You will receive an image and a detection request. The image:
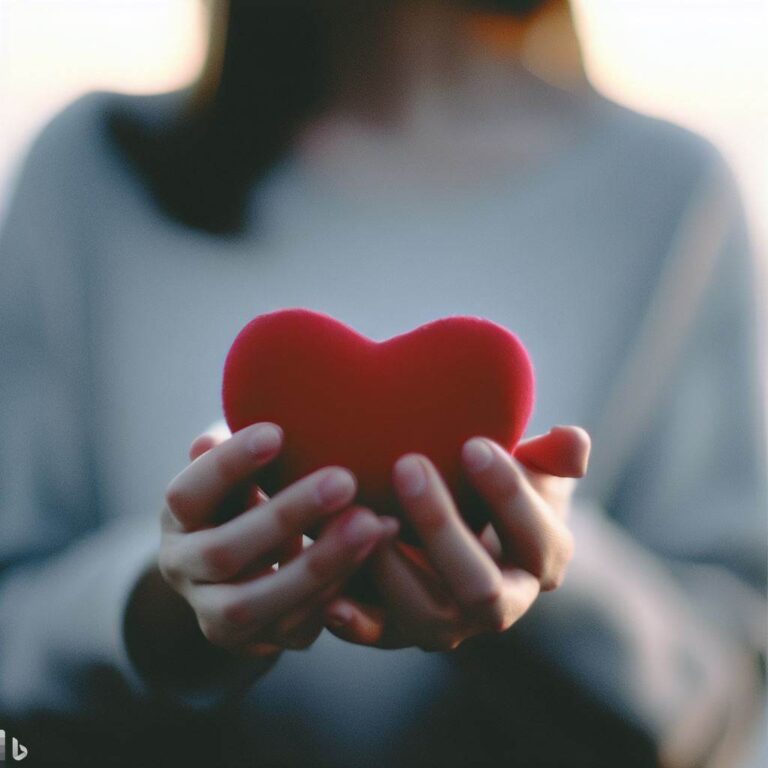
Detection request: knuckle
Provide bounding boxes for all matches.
[485,603,512,633]
[197,617,229,648]
[219,593,253,628]
[158,547,182,585]
[463,578,504,611]
[164,479,190,518]
[199,540,239,582]
[489,615,513,634]
[540,571,564,592]
[538,559,565,592]
[540,550,569,591]
[458,579,509,632]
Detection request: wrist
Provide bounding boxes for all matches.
[123,564,279,695]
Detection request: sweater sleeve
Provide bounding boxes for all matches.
[0,96,266,720]
[517,148,767,768]
[0,96,158,718]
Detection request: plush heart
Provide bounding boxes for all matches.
[222,309,535,537]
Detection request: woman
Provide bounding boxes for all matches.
[0,1,765,766]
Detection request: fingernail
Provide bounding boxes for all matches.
[343,511,380,549]
[327,604,353,628]
[316,469,356,509]
[394,455,427,497]
[249,423,282,458]
[463,438,493,472]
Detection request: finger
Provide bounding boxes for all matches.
[264,572,351,650]
[279,621,325,651]
[477,523,503,561]
[462,438,574,591]
[231,642,285,659]
[171,466,359,583]
[190,509,397,638]
[329,560,543,649]
[270,605,326,650]
[189,435,217,462]
[392,455,505,612]
[277,534,304,567]
[513,426,591,478]
[334,558,542,647]
[494,567,542,628]
[189,420,231,461]
[245,484,270,508]
[324,598,388,646]
[165,423,283,531]
[368,541,460,642]
[522,474,575,520]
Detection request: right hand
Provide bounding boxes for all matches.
[159,422,398,658]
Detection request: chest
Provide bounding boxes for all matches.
[89,172,657,522]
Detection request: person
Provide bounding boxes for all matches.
[0,1,765,766]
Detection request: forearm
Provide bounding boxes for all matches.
[0,517,275,718]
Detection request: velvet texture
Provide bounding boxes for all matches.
[223,309,535,536]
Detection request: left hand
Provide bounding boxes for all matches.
[323,426,590,651]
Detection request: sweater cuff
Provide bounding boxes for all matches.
[115,518,277,711]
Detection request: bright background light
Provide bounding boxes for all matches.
[0,0,764,250]
[0,0,206,209]
[572,0,767,254]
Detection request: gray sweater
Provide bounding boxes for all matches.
[0,87,765,767]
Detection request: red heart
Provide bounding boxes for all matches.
[222,309,535,536]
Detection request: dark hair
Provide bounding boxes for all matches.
[111,0,551,235]
[111,3,336,234]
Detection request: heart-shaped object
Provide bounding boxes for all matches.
[222,309,535,535]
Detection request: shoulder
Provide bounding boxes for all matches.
[591,97,734,200]
[10,90,184,201]
[598,97,724,172]
[579,96,744,281]
[14,92,119,185]
[0,92,169,301]
[3,92,123,227]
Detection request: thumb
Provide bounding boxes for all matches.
[514,426,591,479]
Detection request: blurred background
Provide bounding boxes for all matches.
[0,1,765,765]
[1,0,765,251]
